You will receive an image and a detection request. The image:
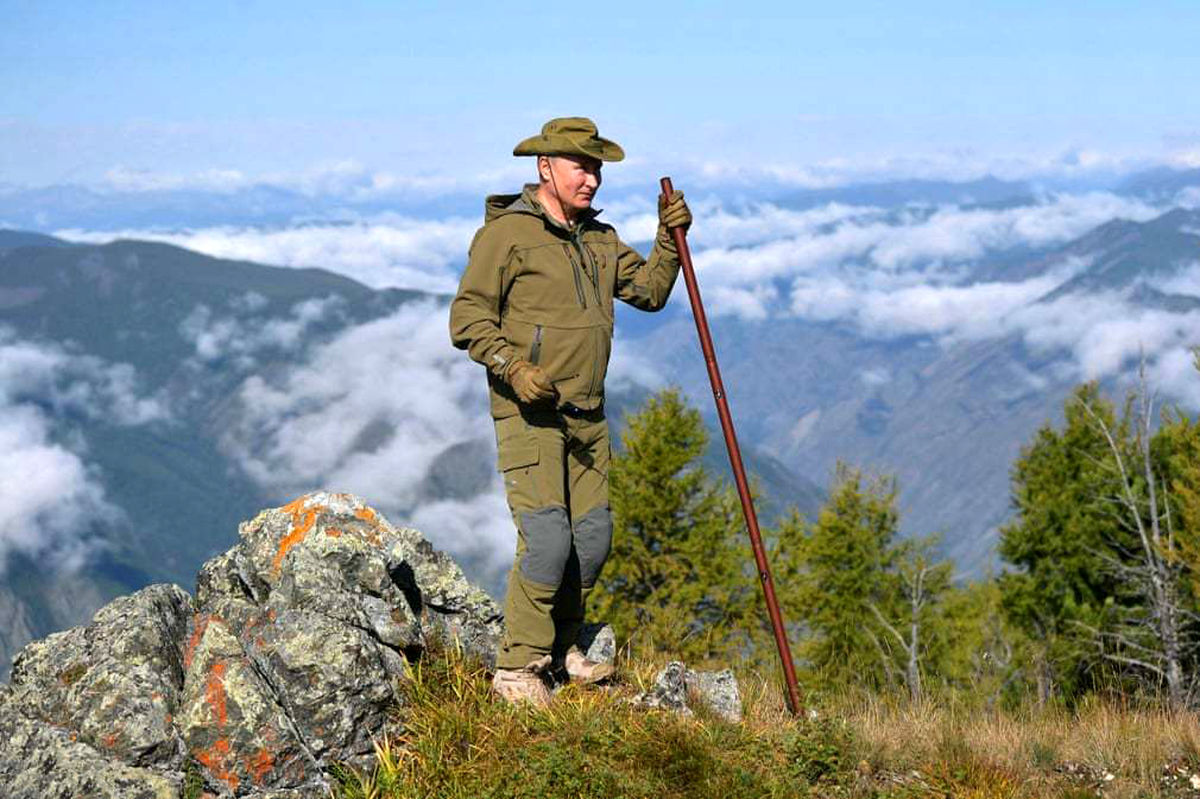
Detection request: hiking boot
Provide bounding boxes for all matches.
[492,655,552,707]
[564,648,615,685]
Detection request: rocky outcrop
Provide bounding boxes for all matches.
[0,492,505,798]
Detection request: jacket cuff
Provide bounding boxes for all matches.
[488,348,519,380]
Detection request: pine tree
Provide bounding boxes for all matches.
[590,388,749,662]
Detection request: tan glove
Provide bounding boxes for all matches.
[658,189,692,231]
[505,359,557,403]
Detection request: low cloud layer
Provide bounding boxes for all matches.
[217,300,512,585]
[56,185,1198,415]
[213,297,661,591]
[179,292,346,370]
[61,217,480,294]
[0,328,168,571]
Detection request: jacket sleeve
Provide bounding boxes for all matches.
[449,224,519,379]
[614,226,682,311]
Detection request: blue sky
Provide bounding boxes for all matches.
[3,0,1199,187]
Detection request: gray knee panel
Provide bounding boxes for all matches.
[518,506,572,587]
[573,505,613,588]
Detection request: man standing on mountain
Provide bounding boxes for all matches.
[449,117,691,705]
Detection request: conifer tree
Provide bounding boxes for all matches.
[998,383,1131,703]
[590,388,748,662]
[794,464,901,691]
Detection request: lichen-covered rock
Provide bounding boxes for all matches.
[179,614,315,794]
[686,668,742,723]
[578,623,616,664]
[635,661,691,716]
[8,583,191,768]
[184,491,504,794]
[0,491,514,796]
[634,661,743,723]
[0,698,181,798]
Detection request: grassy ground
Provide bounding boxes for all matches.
[332,646,1200,799]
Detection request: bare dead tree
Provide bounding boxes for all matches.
[868,539,950,704]
[1077,361,1194,708]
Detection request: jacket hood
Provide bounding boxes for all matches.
[483,184,600,228]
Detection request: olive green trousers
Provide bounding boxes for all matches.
[493,406,612,670]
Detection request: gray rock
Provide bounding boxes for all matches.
[634,661,743,723]
[185,491,503,793]
[578,623,616,665]
[635,661,691,716]
[686,668,743,723]
[178,612,317,794]
[0,699,181,798]
[0,492,508,795]
[8,583,191,768]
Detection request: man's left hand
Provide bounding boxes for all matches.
[658,189,691,232]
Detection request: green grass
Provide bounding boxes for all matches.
[329,644,1200,799]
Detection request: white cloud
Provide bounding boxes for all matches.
[0,328,170,426]
[216,297,664,591]
[93,160,534,203]
[59,216,479,293]
[0,328,167,571]
[690,147,1162,188]
[102,166,252,194]
[1146,261,1200,297]
[0,405,113,571]
[789,266,1080,340]
[179,293,345,369]
[695,191,1156,283]
[217,300,513,585]
[1014,295,1200,381]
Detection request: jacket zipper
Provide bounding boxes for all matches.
[563,244,588,308]
[530,324,543,365]
[577,234,603,306]
[587,327,601,400]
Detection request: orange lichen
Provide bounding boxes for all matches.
[101,733,118,748]
[246,747,275,784]
[273,496,321,573]
[184,614,213,671]
[354,506,377,524]
[194,738,239,790]
[205,662,228,727]
[324,527,342,537]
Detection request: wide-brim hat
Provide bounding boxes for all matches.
[513,117,625,162]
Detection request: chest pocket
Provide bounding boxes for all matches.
[585,243,616,313]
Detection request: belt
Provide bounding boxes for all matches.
[559,401,604,420]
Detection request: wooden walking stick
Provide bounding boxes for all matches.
[660,177,804,717]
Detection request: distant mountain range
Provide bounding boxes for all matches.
[0,229,822,675]
[3,168,1199,676]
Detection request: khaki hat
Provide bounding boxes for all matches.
[513,117,625,162]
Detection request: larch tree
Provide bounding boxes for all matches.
[589,388,749,663]
[998,383,1133,704]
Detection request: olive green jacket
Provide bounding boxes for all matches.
[449,185,681,419]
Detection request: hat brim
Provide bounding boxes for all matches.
[513,134,625,162]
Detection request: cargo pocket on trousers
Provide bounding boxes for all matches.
[497,436,541,513]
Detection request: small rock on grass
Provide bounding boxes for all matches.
[634,660,743,723]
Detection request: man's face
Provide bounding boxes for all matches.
[539,154,603,217]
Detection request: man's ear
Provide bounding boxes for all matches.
[537,155,553,183]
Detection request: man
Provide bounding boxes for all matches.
[449,117,690,705]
